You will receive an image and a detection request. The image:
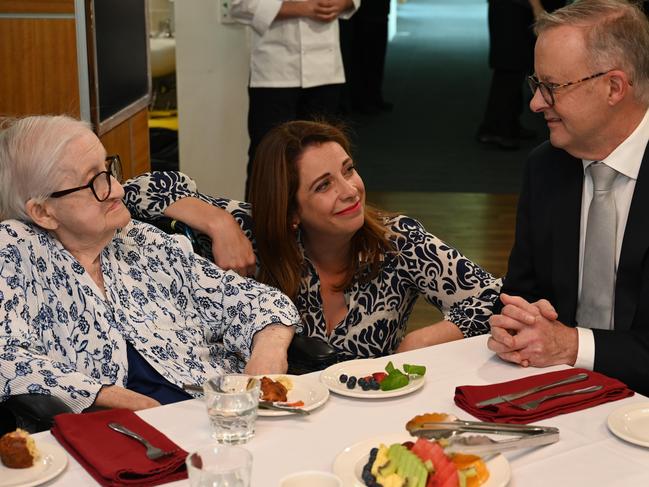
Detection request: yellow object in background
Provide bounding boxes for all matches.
[148,110,178,131]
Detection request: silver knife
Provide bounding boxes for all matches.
[475,372,589,407]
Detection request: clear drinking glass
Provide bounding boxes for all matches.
[204,374,260,444]
[186,444,252,487]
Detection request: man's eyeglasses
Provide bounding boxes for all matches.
[527,71,612,106]
[50,155,123,202]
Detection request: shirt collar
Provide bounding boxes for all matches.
[582,107,649,180]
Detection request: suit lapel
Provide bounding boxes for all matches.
[615,147,649,331]
[552,154,583,325]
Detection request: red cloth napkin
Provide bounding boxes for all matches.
[454,368,634,424]
[51,409,188,487]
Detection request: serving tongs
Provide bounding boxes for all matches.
[406,413,560,455]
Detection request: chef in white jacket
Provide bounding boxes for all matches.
[230,0,360,196]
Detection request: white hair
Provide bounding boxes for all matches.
[0,115,92,221]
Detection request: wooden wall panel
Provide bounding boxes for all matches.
[100,108,151,181]
[130,109,151,177]
[0,0,74,14]
[0,18,79,117]
[100,120,132,179]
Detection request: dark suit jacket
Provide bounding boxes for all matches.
[499,141,649,395]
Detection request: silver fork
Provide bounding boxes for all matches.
[512,385,603,411]
[108,422,175,460]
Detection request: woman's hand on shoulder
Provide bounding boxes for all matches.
[163,196,256,277]
[207,211,256,277]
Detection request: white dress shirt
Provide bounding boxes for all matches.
[230,0,360,88]
[574,107,649,369]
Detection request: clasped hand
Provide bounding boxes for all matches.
[488,293,578,368]
[308,0,352,22]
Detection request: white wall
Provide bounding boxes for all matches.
[174,0,250,200]
[389,0,398,41]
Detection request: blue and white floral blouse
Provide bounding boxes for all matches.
[0,219,299,412]
[124,172,502,360]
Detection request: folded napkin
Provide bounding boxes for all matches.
[454,368,634,424]
[51,409,188,487]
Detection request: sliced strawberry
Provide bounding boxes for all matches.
[372,372,388,383]
[401,441,415,450]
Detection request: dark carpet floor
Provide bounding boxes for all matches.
[349,0,548,194]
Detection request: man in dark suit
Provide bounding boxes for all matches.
[488,0,649,395]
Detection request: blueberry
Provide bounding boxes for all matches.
[339,374,348,384]
[347,376,357,389]
[370,379,380,390]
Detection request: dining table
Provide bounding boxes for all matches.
[33,334,649,486]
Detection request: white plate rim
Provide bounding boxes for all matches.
[607,401,649,448]
[332,432,511,487]
[0,441,68,487]
[320,358,426,399]
[257,374,330,417]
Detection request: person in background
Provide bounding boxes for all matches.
[350,0,392,115]
[0,115,298,413]
[477,0,565,150]
[488,0,649,395]
[124,121,501,360]
[229,0,360,197]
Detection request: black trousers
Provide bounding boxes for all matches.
[246,84,341,197]
[350,0,390,109]
[479,1,535,137]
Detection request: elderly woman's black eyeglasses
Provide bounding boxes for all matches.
[527,71,612,106]
[50,155,123,202]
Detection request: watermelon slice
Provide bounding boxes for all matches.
[410,438,459,487]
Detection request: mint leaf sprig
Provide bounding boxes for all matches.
[380,361,427,391]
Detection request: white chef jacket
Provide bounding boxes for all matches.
[230,0,360,88]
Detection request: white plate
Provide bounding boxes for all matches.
[332,432,511,487]
[258,374,330,417]
[320,358,426,399]
[0,441,68,487]
[607,401,649,448]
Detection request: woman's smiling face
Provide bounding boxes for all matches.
[294,141,366,241]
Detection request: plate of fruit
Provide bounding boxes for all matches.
[320,359,426,398]
[333,432,510,487]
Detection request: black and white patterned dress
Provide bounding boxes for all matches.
[124,172,502,360]
[0,219,299,412]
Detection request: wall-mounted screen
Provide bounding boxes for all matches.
[93,0,149,122]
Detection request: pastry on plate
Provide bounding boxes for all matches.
[0,428,39,468]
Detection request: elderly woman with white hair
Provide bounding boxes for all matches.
[0,115,298,413]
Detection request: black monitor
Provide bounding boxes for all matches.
[87,0,150,132]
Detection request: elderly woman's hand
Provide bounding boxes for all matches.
[94,385,161,410]
[244,324,295,374]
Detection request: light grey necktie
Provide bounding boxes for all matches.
[576,162,618,330]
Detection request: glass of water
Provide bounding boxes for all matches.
[186,444,252,487]
[204,373,260,444]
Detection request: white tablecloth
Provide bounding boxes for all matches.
[35,335,649,486]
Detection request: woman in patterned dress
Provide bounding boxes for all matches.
[0,115,298,413]
[125,121,502,360]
